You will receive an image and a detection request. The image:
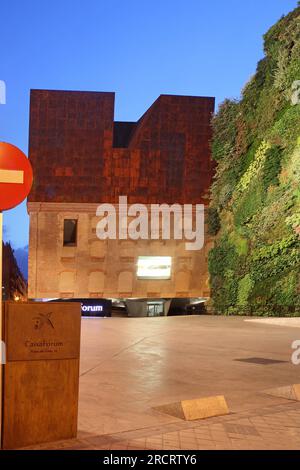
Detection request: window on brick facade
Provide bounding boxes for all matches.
[63,219,77,247]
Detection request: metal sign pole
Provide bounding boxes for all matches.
[0,210,3,446]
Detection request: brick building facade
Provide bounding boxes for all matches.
[27,90,215,313]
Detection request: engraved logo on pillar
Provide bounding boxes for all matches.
[33,312,55,330]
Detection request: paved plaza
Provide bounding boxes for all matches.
[24,315,300,450]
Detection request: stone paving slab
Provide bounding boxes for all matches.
[14,316,300,450]
[21,401,300,450]
[245,318,300,328]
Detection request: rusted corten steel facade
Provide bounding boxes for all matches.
[27,90,215,302]
[28,90,215,204]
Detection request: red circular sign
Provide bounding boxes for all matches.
[0,142,33,211]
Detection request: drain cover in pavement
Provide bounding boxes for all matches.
[235,357,287,365]
[223,423,260,436]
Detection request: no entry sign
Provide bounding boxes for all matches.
[0,142,33,211]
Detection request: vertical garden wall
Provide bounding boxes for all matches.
[208,6,300,315]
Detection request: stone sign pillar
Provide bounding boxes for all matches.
[1,301,81,449]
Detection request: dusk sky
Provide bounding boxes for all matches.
[0,0,297,249]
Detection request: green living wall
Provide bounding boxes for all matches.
[208,5,300,315]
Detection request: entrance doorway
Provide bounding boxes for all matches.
[147,302,164,317]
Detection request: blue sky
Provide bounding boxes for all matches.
[0,0,297,249]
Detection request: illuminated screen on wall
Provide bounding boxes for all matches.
[137,256,172,280]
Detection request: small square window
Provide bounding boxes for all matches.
[63,219,77,247]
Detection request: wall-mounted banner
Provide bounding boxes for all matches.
[48,298,112,317]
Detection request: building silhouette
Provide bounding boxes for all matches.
[2,242,27,301]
